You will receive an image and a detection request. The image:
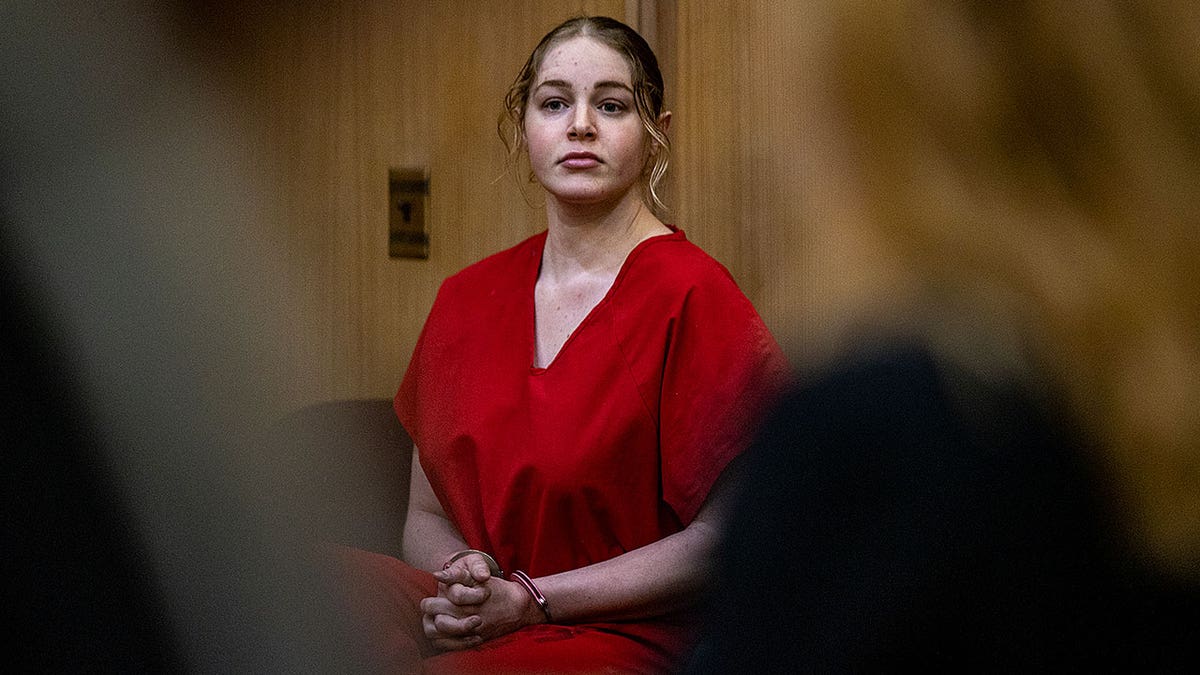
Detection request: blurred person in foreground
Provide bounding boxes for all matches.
[689,1,1200,671]
[2,2,358,669]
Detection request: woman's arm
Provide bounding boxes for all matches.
[427,466,739,644]
[401,445,470,573]
[536,472,733,623]
[402,445,497,651]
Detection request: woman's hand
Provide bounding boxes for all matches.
[419,552,494,651]
[434,552,495,588]
[421,575,544,651]
[419,593,484,652]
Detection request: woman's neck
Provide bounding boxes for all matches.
[541,195,669,281]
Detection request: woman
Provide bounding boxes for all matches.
[340,16,788,673]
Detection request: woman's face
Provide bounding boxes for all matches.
[523,36,650,208]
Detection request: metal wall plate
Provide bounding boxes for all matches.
[388,169,429,259]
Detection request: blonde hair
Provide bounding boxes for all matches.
[498,16,670,214]
[772,0,1200,572]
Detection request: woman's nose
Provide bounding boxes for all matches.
[567,109,596,140]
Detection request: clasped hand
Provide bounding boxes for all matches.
[421,553,540,652]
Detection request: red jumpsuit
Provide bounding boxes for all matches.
[344,227,787,673]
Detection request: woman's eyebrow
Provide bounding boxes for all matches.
[533,79,572,93]
[593,80,634,93]
[533,79,633,94]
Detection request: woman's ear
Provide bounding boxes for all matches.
[648,111,672,157]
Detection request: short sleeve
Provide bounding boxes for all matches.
[659,272,790,525]
[393,312,428,446]
[394,279,455,448]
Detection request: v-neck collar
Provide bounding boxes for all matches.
[527,225,684,373]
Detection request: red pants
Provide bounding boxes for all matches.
[332,547,686,674]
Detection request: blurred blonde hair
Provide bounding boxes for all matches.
[766,0,1200,573]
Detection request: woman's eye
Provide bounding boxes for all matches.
[543,99,566,112]
[599,101,625,114]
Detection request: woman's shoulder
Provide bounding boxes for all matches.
[622,227,743,294]
[440,230,546,296]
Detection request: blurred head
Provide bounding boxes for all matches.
[499,16,670,213]
[760,0,1200,572]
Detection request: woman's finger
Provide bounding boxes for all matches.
[421,610,482,639]
[464,555,493,584]
[435,553,494,586]
[435,612,482,637]
[444,581,490,606]
[434,563,474,586]
[420,596,465,618]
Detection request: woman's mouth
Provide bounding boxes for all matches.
[560,152,601,169]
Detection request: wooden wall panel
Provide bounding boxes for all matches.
[667,2,843,351]
[668,2,792,338]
